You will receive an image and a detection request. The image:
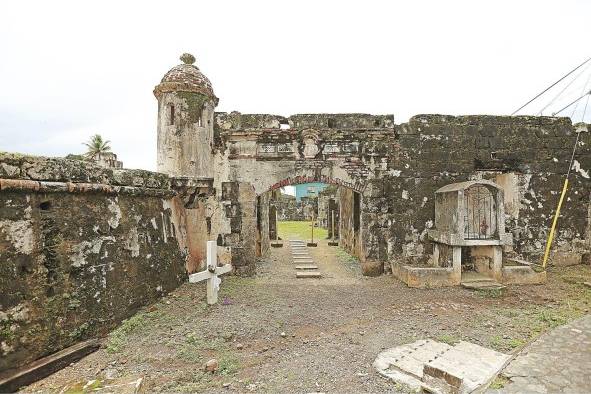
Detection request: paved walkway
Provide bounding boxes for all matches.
[491,315,591,393]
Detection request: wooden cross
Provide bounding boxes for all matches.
[188,241,232,305]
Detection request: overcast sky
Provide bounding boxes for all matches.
[1,0,590,171]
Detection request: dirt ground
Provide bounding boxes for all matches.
[24,224,591,393]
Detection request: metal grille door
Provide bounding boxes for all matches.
[464,185,496,240]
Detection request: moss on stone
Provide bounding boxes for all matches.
[177,92,211,124]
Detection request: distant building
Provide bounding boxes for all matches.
[294,182,327,201]
[92,152,123,169]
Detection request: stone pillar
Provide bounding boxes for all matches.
[220,182,257,276]
[452,246,462,284]
[492,245,503,282]
[432,243,440,267]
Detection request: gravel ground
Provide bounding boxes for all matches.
[23,232,591,393]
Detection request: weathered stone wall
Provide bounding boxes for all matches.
[212,113,591,274]
[338,187,360,257]
[0,153,187,373]
[392,116,590,266]
[257,192,271,257]
[272,195,317,222]
[218,182,257,276]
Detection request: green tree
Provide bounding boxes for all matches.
[83,134,111,159]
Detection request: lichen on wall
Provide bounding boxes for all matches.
[0,153,186,373]
[212,112,591,274]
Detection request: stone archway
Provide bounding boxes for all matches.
[209,112,396,276]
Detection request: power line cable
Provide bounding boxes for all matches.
[511,56,591,115]
[538,62,591,115]
[582,92,591,122]
[551,90,591,116]
[571,66,591,118]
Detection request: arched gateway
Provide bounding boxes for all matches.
[155,53,591,280]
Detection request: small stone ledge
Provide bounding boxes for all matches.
[215,112,395,130]
[0,178,175,198]
[391,262,459,288]
[501,266,546,285]
[0,152,171,190]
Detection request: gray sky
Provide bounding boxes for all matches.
[1,0,590,171]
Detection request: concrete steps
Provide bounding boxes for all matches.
[295,264,318,270]
[296,271,322,278]
[289,239,321,279]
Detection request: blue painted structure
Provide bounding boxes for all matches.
[294,183,327,201]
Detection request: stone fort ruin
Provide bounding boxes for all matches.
[1,53,590,373]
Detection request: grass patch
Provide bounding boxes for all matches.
[218,353,240,376]
[335,247,362,273]
[106,313,148,353]
[161,371,215,393]
[485,266,591,352]
[277,221,328,241]
[489,375,511,389]
[476,288,505,298]
[436,334,459,345]
[490,335,524,351]
[176,332,240,375]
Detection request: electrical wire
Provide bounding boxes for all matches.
[511,56,591,115]
[538,62,591,115]
[552,91,591,116]
[571,67,591,119]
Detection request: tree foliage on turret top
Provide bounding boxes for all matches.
[83,134,111,159]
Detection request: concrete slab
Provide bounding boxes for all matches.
[295,264,318,270]
[461,280,506,291]
[296,271,322,278]
[374,339,510,393]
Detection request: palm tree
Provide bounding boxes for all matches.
[83,134,111,159]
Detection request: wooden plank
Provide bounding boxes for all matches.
[0,339,101,393]
[216,264,232,275]
[188,270,212,283]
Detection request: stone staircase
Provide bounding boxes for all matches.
[289,240,321,278]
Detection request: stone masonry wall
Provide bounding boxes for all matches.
[0,153,187,373]
[391,116,591,266]
[213,113,591,273]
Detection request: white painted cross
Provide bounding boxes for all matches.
[188,241,232,305]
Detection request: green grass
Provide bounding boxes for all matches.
[335,247,362,273]
[476,288,505,298]
[106,313,148,353]
[489,375,510,389]
[490,335,524,351]
[277,220,328,241]
[436,334,459,345]
[484,266,591,352]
